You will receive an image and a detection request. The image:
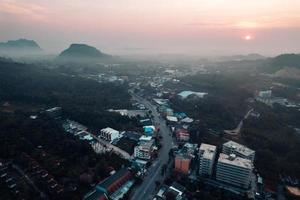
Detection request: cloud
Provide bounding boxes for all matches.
[0,1,47,21]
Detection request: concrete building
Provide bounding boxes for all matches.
[134,140,154,160]
[175,154,191,175]
[99,127,120,143]
[199,143,217,177]
[174,143,198,175]
[258,90,272,98]
[216,153,253,189]
[256,90,272,106]
[176,129,190,142]
[222,141,255,162]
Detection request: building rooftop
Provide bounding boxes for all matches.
[137,140,154,150]
[84,189,106,200]
[97,168,132,192]
[166,116,178,122]
[176,143,198,159]
[153,98,169,106]
[178,91,207,99]
[218,153,253,169]
[223,140,255,157]
[101,127,119,135]
[139,135,153,141]
[122,131,141,142]
[199,143,217,160]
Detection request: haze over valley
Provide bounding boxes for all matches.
[0,1,300,200]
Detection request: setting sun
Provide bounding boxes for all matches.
[244,35,253,41]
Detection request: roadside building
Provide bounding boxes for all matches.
[216,153,253,189]
[199,143,217,177]
[139,118,152,126]
[176,129,190,142]
[84,168,133,200]
[134,139,155,160]
[174,154,191,175]
[143,125,155,136]
[99,127,121,143]
[166,116,178,123]
[174,143,198,175]
[222,140,255,162]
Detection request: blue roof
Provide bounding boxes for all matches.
[144,127,154,133]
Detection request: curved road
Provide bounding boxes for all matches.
[131,94,174,200]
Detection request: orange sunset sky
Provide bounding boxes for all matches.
[0,0,300,55]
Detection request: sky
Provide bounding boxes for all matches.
[0,0,300,56]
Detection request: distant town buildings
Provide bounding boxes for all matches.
[216,153,253,189]
[199,143,217,177]
[255,90,298,108]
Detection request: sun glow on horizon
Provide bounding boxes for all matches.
[244,34,253,41]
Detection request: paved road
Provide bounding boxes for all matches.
[130,94,174,200]
[224,108,253,135]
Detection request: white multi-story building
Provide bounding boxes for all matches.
[98,127,120,143]
[258,90,272,98]
[199,143,217,177]
[222,140,255,162]
[134,140,154,160]
[216,153,253,189]
[256,90,272,106]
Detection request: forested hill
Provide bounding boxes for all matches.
[0,59,136,130]
[262,53,300,73]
